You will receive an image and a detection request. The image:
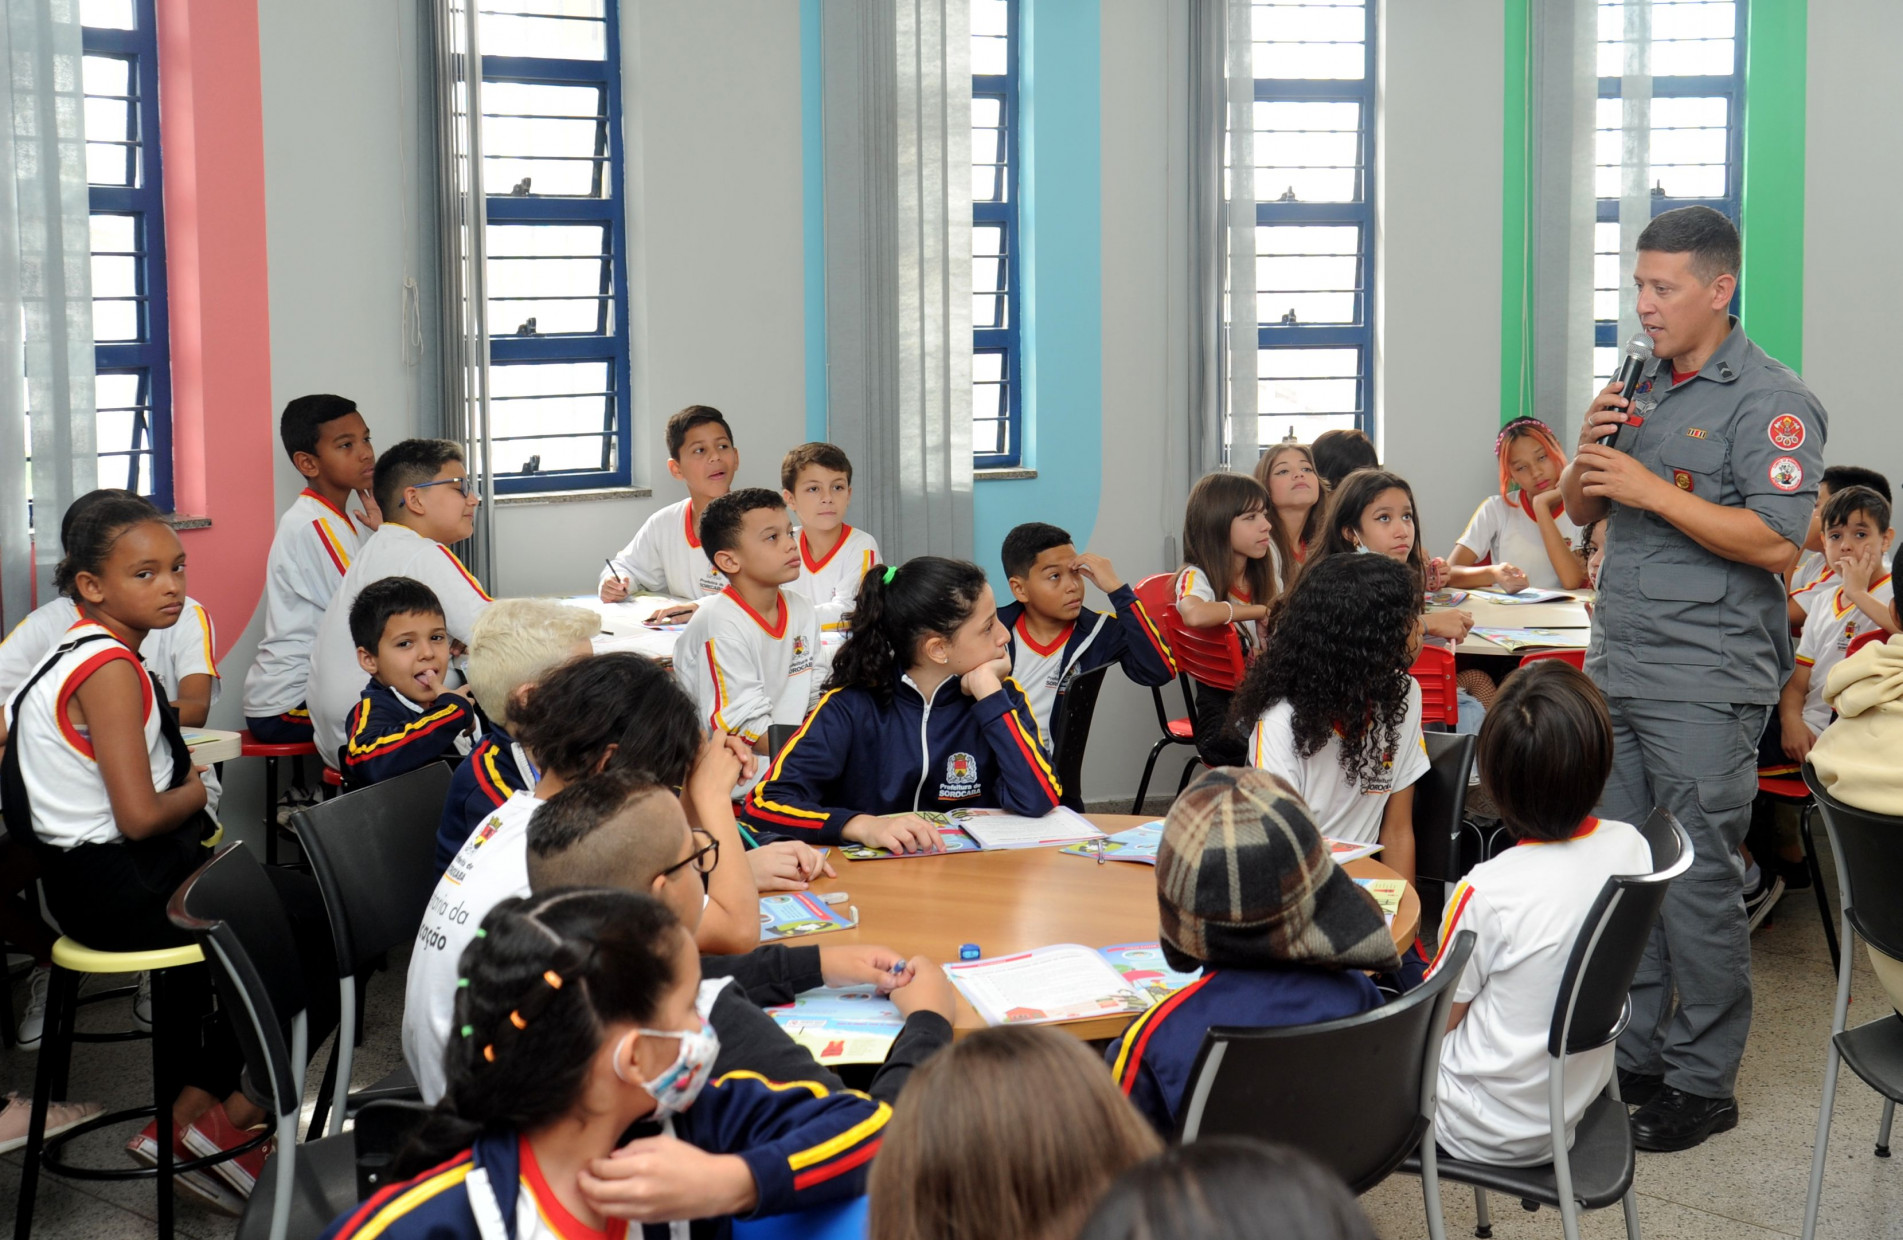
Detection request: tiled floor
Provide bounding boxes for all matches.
[0,834,1897,1239]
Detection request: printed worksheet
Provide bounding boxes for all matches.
[943,944,1150,1026]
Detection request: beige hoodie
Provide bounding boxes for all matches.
[1810,634,1903,816]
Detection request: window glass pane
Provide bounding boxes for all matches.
[973,223,1004,258]
[973,257,1004,297]
[971,165,1001,203]
[90,212,136,253]
[1249,101,1361,204]
[970,1,1016,462]
[93,299,140,342]
[972,293,1004,329]
[489,359,610,399]
[1251,0,1366,80]
[1257,347,1360,418]
[92,253,138,298]
[971,0,1009,75]
[476,2,607,60]
[489,360,615,475]
[80,0,136,29]
[483,80,600,116]
[973,352,1005,383]
[1256,224,1357,256]
[972,96,1002,128]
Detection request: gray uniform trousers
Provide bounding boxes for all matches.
[1603,695,1767,1099]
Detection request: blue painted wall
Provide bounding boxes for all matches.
[973,0,1103,590]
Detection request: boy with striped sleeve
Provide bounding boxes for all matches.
[1106,766,1393,1135]
[674,490,823,784]
[243,395,378,744]
[308,439,493,768]
[339,578,476,788]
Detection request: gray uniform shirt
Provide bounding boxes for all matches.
[1585,319,1827,705]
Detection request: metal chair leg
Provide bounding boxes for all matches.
[1132,739,1171,814]
[1800,805,1839,974]
[1802,907,1858,1240]
[1174,754,1202,796]
[1472,1187,1492,1239]
[264,754,280,866]
[15,969,76,1240]
[1876,1097,1895,1158]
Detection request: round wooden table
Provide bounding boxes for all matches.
[805,814,1419,1040]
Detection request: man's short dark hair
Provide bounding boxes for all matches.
[1001,522,1073,581]
[1822,485,1892,535]
[1636,205,1741,284]
[664,405,734,461]
[349,576,445,653]
[699,488,786,561]
[280,395,359,463]
[780,442,854,491]
[372,439,464,516]
[1823,465,1892,508]
[1478,661,1614,843]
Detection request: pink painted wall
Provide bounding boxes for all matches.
[156,0,276,661]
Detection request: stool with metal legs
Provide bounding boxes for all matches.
[236,732,319,867]
[13,937,267,1240]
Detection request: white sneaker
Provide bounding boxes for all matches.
[132,973,152,1033]
[17,966,50,1049]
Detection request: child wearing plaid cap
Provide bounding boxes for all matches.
[1105,767,1399,1135]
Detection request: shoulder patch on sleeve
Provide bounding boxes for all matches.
[1767,414,1807,451]
[1769,456,1804,493]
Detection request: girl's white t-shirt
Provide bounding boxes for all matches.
[1248,678,1431,843]
[1454,494,1582,591]
[1175,553,1279,655]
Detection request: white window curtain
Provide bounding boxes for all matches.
[1,0,98,629]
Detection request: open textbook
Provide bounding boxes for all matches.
[839,806,1104,859]
[1465,587,1576,606]
[944,942,1202,1027]
[766,985,906,1065]
[1469,626,1591,652]
[1356,877,1407,928]
[757,892,859,942]
[1061,827,1383,869]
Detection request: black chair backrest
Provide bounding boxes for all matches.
[1546,808,1691,1057]
[166,843,308,1120]
[1177,931,1475,1193]
[292,763,454,980]
[1413,731,1476,889]
[354,1100,436,1201]
[1805,766,1903,961]
[766,723,800,765]
[1052,664,1110,811]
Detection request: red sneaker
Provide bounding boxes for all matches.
[181,1104,270,1199]
[124,1118,185,1169]
[128,1116,245,1216]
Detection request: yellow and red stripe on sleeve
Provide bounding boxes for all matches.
[471,738,516,807]
[998,686,1063,805]
[313,518,351,576]
[1111,973,1214,1093]
[1426,881,1476,979]
[326,1150,474,1240]
[190,604,220,678]
[344,699,469,765]
[742,689,839,830]
[437,547,493,603]
[1129,598,1176,674]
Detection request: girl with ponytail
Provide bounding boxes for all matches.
[330,888,887,1240]
[742,556,1063,854]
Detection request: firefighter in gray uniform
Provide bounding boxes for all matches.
[1561,207,1826,1153]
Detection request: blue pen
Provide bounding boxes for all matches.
[889,960,910,978]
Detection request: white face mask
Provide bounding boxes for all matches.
[615,1023,720,1119]
[1353,539,1373,554]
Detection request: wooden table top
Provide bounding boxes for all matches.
[805,813,1420,1040]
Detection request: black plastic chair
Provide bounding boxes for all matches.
[351,1099,435,1202]
[1402,807,1693,1240]
[1051,664,1109,811]
[1413,731,1478,936]
[1176,930,1475,1195]
[291,764,450,1138]
[1800,766,1903,1240]
[167,844,360,1240]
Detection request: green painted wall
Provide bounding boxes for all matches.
[1740,0,1807,371]
[1500,0,1532,425]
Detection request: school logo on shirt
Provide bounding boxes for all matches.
[1839,619,1862,653]
[1768,414,1807,451]
[789,634,813,676]
[1769,456,1805,493]
[939,752,979,800]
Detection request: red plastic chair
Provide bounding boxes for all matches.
[1130,574,1200,812]
[1408,645,1458,729]
[238,731,319,866]
[1152,580,1250,801]
[1517,648,1586,670]
[1846,630,1888,660]
[1757,771,1839,973]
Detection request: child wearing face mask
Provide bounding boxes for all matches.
[325,889,887,1240]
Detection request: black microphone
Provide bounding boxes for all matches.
[1600,332,1655,449]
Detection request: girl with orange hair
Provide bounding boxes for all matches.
[1446,416,1589,592]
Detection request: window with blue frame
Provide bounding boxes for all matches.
[81,0,173,508]
[1248,0,1375,450]
[477,1,631,494]
[971,0,1019,468]
[1592,0,1744,386]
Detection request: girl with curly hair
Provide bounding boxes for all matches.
[1228,553,1428,882]
[1448,415,1588,592]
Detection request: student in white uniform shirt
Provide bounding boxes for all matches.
[1448,416,1588,593]
[403,651,755,1101]
[1784,466,1891,632]
[779,442,880,632]
[1237,553,1429,884]
[673,491,823,788]
[307,439,492,768]
[1768,485,1897,772]
[599,405,736,620]
[243,395,378,743]
[1428,660,1654,1166]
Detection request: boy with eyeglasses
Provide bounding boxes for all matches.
[307,439,494,769]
